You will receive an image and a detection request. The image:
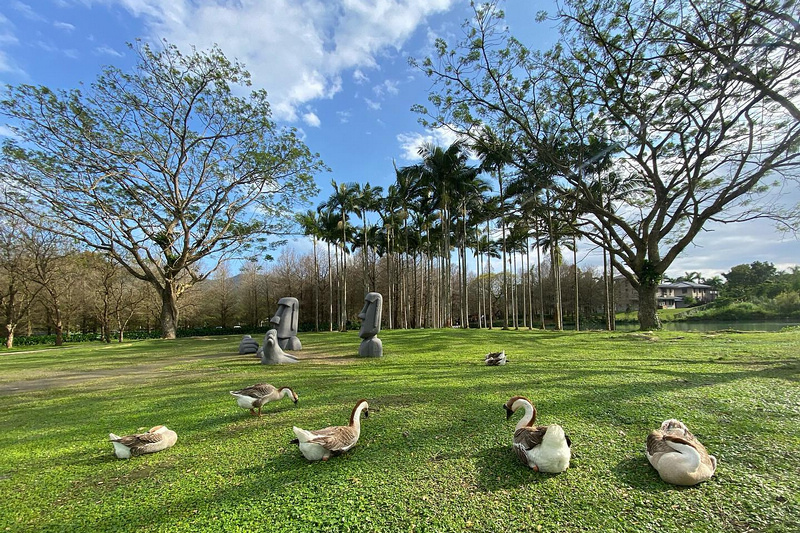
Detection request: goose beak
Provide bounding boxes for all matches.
[504,405,513,420]
[364,409,370,418]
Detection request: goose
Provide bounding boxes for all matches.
[109,425,177,459]
[646,419,717,486]
[503,396,571,473]
[291,399,369,461]
[230,383,298,416]
[485,351,507,366]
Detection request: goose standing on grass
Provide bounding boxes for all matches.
[646,419,717,486]
[109,425,177,459]
[230,384,298,416]
[503,396,571,473]
[291,399,369,461]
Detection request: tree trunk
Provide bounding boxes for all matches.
[573,237,579,332]
[160,285,179,339]
[4,323,14,349]
[637,280,662,330]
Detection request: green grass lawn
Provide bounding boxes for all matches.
[1,329,798,532]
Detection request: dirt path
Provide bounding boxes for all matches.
[0,352,236,396]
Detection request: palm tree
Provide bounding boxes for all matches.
[296,209,322,332]
[321,180,359,331]
[399,141,475,327]
[316,207,341,332]
[472,126,515,329]
[354,183,384,293]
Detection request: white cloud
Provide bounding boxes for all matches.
[373,79,399,97]
[0,125,19,138]
[90,0,457,122]
[336,110,352,124]
[352,69,369,84]
[302,111,321,128]
[53,21,75,31]
[94,45,124,57]
[11,1,46,22]
[396,126,463,161]
[364,98,381,111]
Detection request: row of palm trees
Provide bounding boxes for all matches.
[298,134,618,332]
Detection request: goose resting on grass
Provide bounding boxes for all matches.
[230,383,298,416]
[646,419,717,486]
[291,399,369,461]
[485,351,507,366]
[109,425,177,459]
[504,396,571,473]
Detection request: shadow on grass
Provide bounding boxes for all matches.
[473,444,557,492]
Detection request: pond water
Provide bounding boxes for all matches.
[609,320,799,332]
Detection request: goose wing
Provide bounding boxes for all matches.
[305,425,359,452]
[514,426,549,451]
[235,383,276,398]
[112,430,168,454]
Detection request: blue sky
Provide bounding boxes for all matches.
[0,0,797,279]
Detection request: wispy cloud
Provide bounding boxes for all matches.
[11,1,46,22]
[364,98,381,111]
[53,21,75,32]
[352,69,369,84]
[94,45,123,57]
[373,79,400,98]
[336,110,352,124]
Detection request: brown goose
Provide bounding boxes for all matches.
[646,419,717,485]
[504,396,571,473]
[109,425,177,459]
[291,399,369,461]
[230,383,298,416]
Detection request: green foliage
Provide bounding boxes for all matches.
[1,329,798,532]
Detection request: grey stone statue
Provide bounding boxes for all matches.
[358,292,383,357]
[259,329,299,365]
[270,297,302,351]
[238,335,259,355]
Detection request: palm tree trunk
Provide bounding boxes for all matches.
[535,220,545,329]
[573,236,579,332]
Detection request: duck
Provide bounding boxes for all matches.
[230,383,299,416]
[291,399,369,461]
[646,419,717,486]
[109,425,177,459]
[503,396,571,473]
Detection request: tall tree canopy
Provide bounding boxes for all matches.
[413,0,800,329]
[0,41,324,338]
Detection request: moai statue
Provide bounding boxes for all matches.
[358,292,383,357]
[260,329,299,365]
[238,335,259,355]
[270,297,302,351]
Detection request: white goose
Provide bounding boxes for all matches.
[504,396,571,473]
[646,419,717,486]
[230,383,298,416]
[109,425,177,459]
[291,399,369,461]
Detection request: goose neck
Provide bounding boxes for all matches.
[515,400,537,431]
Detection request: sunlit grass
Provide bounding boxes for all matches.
[1,328,798,532]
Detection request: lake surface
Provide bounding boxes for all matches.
[609,320,799,332]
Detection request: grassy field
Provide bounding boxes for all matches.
[0,328,798,532]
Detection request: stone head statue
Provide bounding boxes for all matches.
[359,292,383,339]
[270,297,302,351]
[358,292,383,357]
